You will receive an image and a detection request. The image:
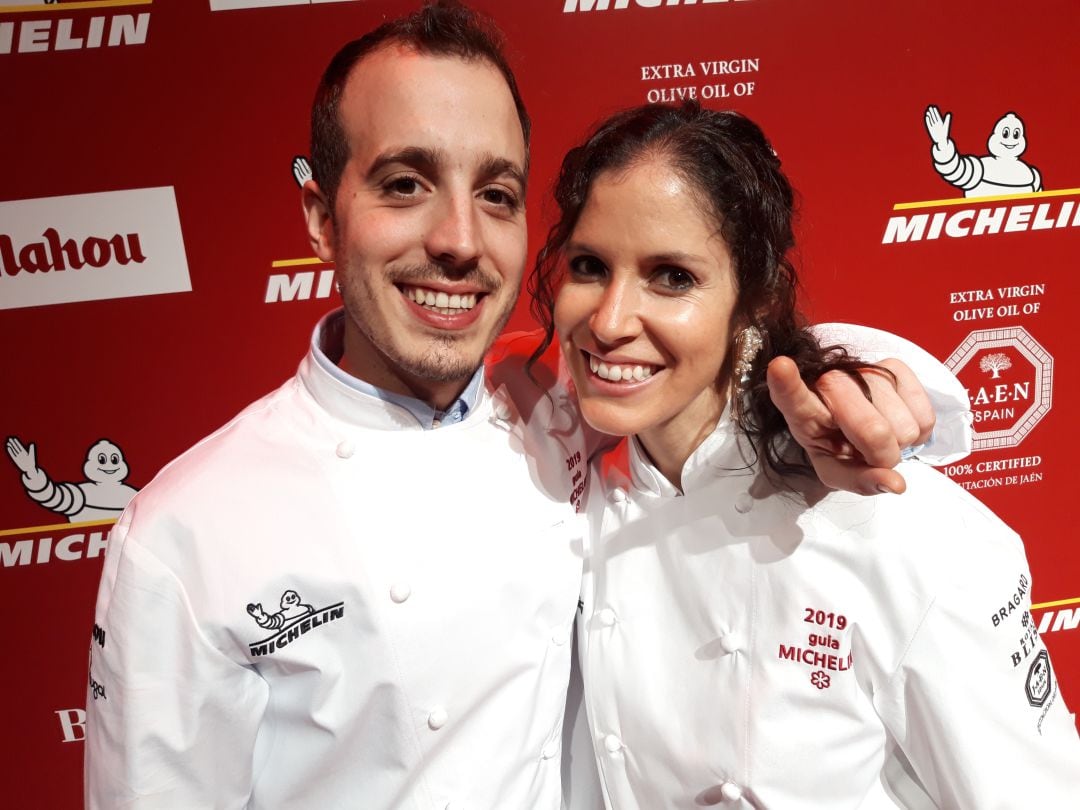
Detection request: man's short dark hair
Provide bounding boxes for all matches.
[310,0,531,210]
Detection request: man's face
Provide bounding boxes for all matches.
[308,46,528,407]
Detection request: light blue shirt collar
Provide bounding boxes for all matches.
[311,310,484,429]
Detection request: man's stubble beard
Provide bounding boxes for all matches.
[340,259,521,385]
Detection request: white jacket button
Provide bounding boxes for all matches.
[598,608,618,627]
[494,401,513,421]
[603,733,623,753]
[612,487,627,503]
[541,739,559,760]
[733,492,753,513]
[389,583,411,603]
[720,781,742,802]
[719,632,742,654]
[428,709,448,730]
[551,626,570,646]
[335,440,355,459]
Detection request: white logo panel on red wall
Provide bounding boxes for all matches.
[0,187,191,311]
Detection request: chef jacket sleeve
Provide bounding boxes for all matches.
[809,322,972,466]
[85,511,268,809]
[871,521,1080,809]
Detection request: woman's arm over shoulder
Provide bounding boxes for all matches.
[869,466,1080,808]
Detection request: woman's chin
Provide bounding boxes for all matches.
[578,398,645,439]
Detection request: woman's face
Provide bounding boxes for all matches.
[554,156,739,447]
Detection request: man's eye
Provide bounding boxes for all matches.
[568,256,606,280]
[481,187,519,209]
[655,267,695,291]
[384,176,421,197]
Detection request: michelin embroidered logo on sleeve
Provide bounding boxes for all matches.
[246,589,345,657]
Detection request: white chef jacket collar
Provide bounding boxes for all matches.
[299,310,490,431]
[629,400,753,497]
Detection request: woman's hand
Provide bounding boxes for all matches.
[767,356,935,495]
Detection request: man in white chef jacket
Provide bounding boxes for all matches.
[84,3,965,809]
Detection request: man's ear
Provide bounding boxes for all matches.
[301,180,335,262]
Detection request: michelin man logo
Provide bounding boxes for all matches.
[245,589,346,657]
[924,105,1042,198]
[292,156,312,188]
[5,436,138,522]
[247,589,314,631]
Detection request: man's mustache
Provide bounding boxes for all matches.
[389,263,501,293]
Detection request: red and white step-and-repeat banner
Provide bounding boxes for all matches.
[3,0,1078,804]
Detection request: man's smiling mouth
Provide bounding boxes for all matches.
[401,284,479,314]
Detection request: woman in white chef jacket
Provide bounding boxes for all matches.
[529,102,1080,809]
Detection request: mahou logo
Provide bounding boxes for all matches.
[0,187,190,310]
[946,327,1053,451]
[1,229,146,275]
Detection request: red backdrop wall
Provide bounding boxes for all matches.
[3,0,1078,805]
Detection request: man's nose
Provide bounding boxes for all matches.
[426,192,482,269]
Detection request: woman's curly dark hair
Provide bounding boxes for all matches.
[528,100,883,480]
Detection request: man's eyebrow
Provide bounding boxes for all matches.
[365,146,443,180]
[365,147,527,194]
[478,155,528,195]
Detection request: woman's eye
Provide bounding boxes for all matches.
[655,267,695,291]
[568,256,606,279]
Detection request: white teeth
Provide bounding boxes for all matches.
[588,354,656,382]
[403,286,478,312]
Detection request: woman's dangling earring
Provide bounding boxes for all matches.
[734,326,764,385]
